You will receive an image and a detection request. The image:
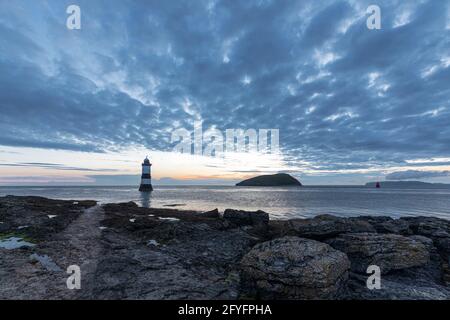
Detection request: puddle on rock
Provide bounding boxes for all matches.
[147,240,159,246]
[29,253,62,272]
[158,217,180,222]
[163,204,186,207]
[0,237,36,250]
[47,215,58,219]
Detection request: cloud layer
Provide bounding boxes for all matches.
[0,0,449,181]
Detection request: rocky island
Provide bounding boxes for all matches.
[1,195,450,300]
[236,173,302,187]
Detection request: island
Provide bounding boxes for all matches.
[236,173,302,187]
[365,181,450,189]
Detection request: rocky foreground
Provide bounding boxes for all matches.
[1,195,450,300]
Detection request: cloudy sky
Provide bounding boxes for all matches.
[0,0,449,185]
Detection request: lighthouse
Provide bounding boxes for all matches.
[139,156,153,192]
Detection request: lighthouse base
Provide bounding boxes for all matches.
[139,184,153,192]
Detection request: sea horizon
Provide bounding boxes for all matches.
[2,185,450,221]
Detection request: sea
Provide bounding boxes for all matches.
[1,185,450,220]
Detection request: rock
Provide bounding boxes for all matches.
[240,236,350,299]
[196,208,220,219]
[346,216,412,235]
[347,272,450,300]
[392,235,445,284]
[102,202,140,217]
[94,217,258,299]
[433,237,450,284]
[2,196,450,300]
[400,217,450,238]
[396,217,450,284]
[368,218,412,235]
[355,216,393,224]
[270,214,375,240]
[223,209,269,227]
[409,235,435,252]
[0,196,97,241]
[328,233,430,274]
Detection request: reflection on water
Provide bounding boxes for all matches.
[139,191,152,208]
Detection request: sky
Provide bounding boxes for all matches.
[0,0,449,186]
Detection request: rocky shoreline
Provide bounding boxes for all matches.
[1,195,450,300]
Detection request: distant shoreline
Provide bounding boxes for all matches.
[1,183,450,189]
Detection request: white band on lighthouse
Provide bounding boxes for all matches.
[139,157,153,192]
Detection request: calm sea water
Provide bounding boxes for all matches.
[1,185,450,220]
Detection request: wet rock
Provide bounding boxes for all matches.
[0,196,97,241]
[240,236,350,299]
[328,233,430,274]
[270,214,375,240]
[94,218,257,299]
[2,196,450,300]
[389,235,445,284]
[347,272,450,300]
[223,209,269,227]
[368,218,412,235]
[395,217,450,284]
[400,217,450,238]
[195,208,220,219]
[433,237,450,284]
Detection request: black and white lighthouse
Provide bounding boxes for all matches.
[139,156,153,192]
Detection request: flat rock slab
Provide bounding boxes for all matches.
[270,214,375,240]
[327,233,430,274]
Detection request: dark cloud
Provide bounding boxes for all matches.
[0,0,449,175]
[0,162,118,172]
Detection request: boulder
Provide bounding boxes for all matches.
[328,233,429,274]
[223,209,269,227]
[240,236,350,299]
[270,214,375,240]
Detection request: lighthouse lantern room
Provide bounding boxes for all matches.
[139,156,153,192]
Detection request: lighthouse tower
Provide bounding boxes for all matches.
[139,156,153,192]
